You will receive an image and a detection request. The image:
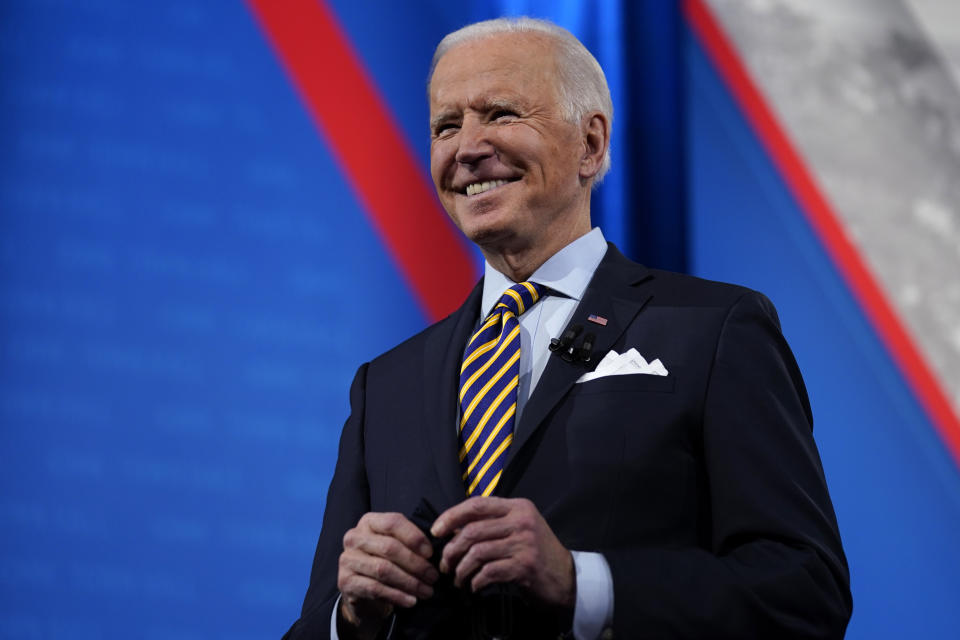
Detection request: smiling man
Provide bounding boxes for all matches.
[283,17,851,640]
[428,31,602,282]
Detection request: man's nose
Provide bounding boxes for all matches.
[455,119,494,165]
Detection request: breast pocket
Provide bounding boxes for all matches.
[562,373,680,465]
[570,373,676,395]
[550,373,687,546]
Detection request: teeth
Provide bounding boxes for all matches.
[465,179,509,196]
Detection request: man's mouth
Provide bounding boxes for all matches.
[464,179,512,197]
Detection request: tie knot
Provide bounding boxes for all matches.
[491,281,543,320]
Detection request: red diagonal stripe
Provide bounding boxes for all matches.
[683,0,960,466]
[247,0,478,322]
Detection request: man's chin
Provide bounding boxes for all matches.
[448,200,526,250]
[464,224,524,254]
[453,207,512,243]
[467,226,509,245]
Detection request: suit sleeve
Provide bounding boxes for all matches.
[604,292,852,639]
[283,363,372,640]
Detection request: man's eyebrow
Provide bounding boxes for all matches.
[483,98,525,113]
[430,97,529,132]
[430,111,458,132]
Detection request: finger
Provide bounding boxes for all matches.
[469,557,521,593]
[431,496,510,538]
[340,548,435,600]
[452,538,513,589]
[350,532,439,584]
[439,516,514,574]
[341,573,420,609]
[361,512,433,558]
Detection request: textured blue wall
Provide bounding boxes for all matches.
[0,2,428,637]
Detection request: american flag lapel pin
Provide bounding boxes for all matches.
[587,314,608,326]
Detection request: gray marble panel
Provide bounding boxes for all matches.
[707,0,960,410]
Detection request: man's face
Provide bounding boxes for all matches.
[429,33,588,255]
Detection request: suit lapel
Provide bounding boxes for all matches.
[501,246,654,482]
[421,279,483,508]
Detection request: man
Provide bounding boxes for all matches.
[284,17,851,640]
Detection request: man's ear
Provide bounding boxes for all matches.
[578,112,609,180]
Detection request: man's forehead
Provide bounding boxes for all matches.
[436,29,555,64]
[429,35,559,113]
[430,33,557,87]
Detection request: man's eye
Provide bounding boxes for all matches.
[434,123,459,136]
[492,110,518,122]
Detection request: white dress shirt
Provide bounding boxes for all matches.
[477,227,614,640]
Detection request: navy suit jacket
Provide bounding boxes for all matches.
[284,245,852,639]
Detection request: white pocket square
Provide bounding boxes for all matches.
[576,348,668,383]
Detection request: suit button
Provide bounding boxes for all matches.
[600,628,614,640]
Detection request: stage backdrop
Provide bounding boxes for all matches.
[1,0,957,638]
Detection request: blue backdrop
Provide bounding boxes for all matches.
[1,1,957,637]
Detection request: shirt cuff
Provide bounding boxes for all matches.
[331,594,341,640]
[570,550,614,640]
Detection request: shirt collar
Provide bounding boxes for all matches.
[481,227,608,316]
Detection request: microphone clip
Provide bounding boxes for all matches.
[549,324,595,365]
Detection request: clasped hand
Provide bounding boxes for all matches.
[337,497,575,636]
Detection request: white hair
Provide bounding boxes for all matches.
[429,17,613,182]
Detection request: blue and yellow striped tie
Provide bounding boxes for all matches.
[459,281,544,496]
